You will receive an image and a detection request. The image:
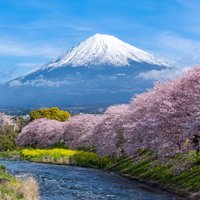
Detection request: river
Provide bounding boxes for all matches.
[0,160,182,200]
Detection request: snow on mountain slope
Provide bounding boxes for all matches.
[45,33,168,69]
[12,33,169,83]
[4,34,171,108]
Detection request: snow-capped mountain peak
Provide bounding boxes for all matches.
[6,33,171,108]
[46,33,168,68]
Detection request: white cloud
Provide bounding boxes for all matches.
[9,80,22,87]
[151,32,200,67]
[9,77,70,87]
[138,67,190,81]
[0,67,14,82]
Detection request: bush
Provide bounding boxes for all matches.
[73,151,112,168]
[0,169,39,200]
[30,107,71,122]
[15,116,27,131]
[0,126,18,151]
[0,165,6,172]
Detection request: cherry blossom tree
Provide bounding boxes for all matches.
[63,114,103,150]
[93,104,129,157]
[124,67,200,157]
[17,118,65,147]
[0,113,13,127]
[17,67,200,160]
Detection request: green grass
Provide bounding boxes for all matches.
[110,150,200,195]
[20,148,112,169]
[0,164,39,200]
[0,165,23,200]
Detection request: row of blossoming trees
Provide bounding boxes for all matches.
[17,67,200,159]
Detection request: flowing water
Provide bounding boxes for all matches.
[0,160,182,200]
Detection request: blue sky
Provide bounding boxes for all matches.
[0,0,200,82]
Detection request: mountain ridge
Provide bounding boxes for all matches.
[45,33,168,68]
[1,33,170,109]
[13,33,169,83]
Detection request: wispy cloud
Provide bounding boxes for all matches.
[138,67,190,81]
[0,65,15,82]
[9,77,70,87]
[147,32,200,67]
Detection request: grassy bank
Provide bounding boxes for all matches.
[109,150,200,199]
[1,148,200,199]
[0,148,112,169]
[0,165,39,200]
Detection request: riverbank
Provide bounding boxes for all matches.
[108,150,200,200]
[1,160,179,200]
[1,148,200,199]
[22,148,111,168]
[0,164,39,200]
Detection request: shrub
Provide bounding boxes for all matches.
[0,126,18,151]
[19,177,39,200]
[14,116,27,132]
[30,107,71,122]
[0,169,39,200]
[0,165,6,172]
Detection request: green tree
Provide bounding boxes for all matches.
[30,107,71,122]
[0,126,18,151]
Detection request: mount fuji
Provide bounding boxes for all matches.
[1,34,169,111]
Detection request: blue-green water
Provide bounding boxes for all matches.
[0,160,182,200]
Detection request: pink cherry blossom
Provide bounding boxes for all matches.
[63,114,103,150]
[0,112,13,126]
[16,67,200,159]
[17,118,65,147]
[93,104,129,157]
[123,67,200,157]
